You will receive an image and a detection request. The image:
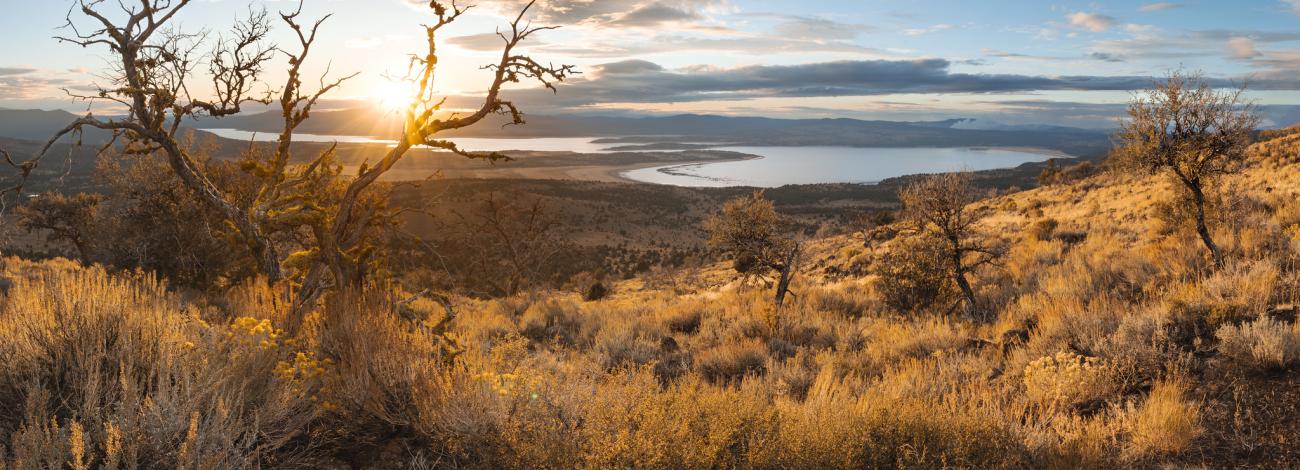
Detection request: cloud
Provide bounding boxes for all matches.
[480,58,1169,111]
[427,0,724,28]
[1227,37,1261,59]
[538,33,887,58]
[981,49,1124,63]
[0,72,72,100]
[1090,27,1300,63]
[1139,2,1182,12]
[1089,52,1126,62]
[772,16,871,41]
[610,3,700,27]
[592,60,665,75]
[904,24,955,36]
[1067,12,1117,32]
[0,67,37,76]
[447,33,519,52]
[1286,0,1300,16]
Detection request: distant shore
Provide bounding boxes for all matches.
[609,152,764,184]
[972,146,1076,160]
[349,145,1072,186]
[609,146,1072,186]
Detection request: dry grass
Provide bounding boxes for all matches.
[3,148,1300,467]
[1216,317,1300,373]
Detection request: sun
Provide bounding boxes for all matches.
[373,79,413,112]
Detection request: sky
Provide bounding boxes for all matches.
[2,0,1300,128]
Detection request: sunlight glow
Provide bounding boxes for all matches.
[373,79,415,112]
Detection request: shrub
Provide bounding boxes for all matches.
[697,338,769,384]
[1122,379,1201,459]
[662,305,704,334]
[1028,217,1059,241]
[593,319,665,370]
[1167,260,1278,330]
[872,233,954,314]
[519,300,586,347]
[584,281,610,301]
[1023,351,1119,411]
[1216,317,1300,373]
[0,260,318,468]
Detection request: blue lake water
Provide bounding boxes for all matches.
[201,129,1059,187]
[620,146,1058,187]
[202,129,616,153]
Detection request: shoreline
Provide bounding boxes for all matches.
[356,145,1075,186]
[611,146,1074,186]
[973,146,1076,160]
[608,152,765,184]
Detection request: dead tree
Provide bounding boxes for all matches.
[898,172,1000,318]
[1115,71,1258,268]
[4,0,572,312]
[290,0,573,310]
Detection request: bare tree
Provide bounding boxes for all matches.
[898,172,999,318]
[1115,71,1259,268]
[2,0,573,313]
[450,194,561,297]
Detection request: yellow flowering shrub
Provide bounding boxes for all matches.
[228,316,282,349]
[1024,351,1118,410]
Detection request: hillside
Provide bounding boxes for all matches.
[2,128,1298,468]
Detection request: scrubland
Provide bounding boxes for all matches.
[2,136,1300,468]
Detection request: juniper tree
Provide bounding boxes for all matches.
[1115,71,1259,268]
[705,190,801,307]
[898,172,1000,318]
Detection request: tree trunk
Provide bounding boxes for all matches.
[773,243,801,308]
[155,137,283,282]
[1187,180,1223,268]
[954,270,977,318]
[950,237,978,318]
[70,237,91,264]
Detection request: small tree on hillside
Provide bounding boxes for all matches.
[1115,71,1259,268]
[849,209,896,247]
[705,191,800,306]
[898,172,999,318]
[15,192,102,261]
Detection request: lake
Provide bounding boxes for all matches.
[203,129,617,153]
[201,130,1059,187]
[621,146,1057,187]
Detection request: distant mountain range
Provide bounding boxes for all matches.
[183,108,1113,156]
[0,107,1115,158]
[0,108,117,143]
